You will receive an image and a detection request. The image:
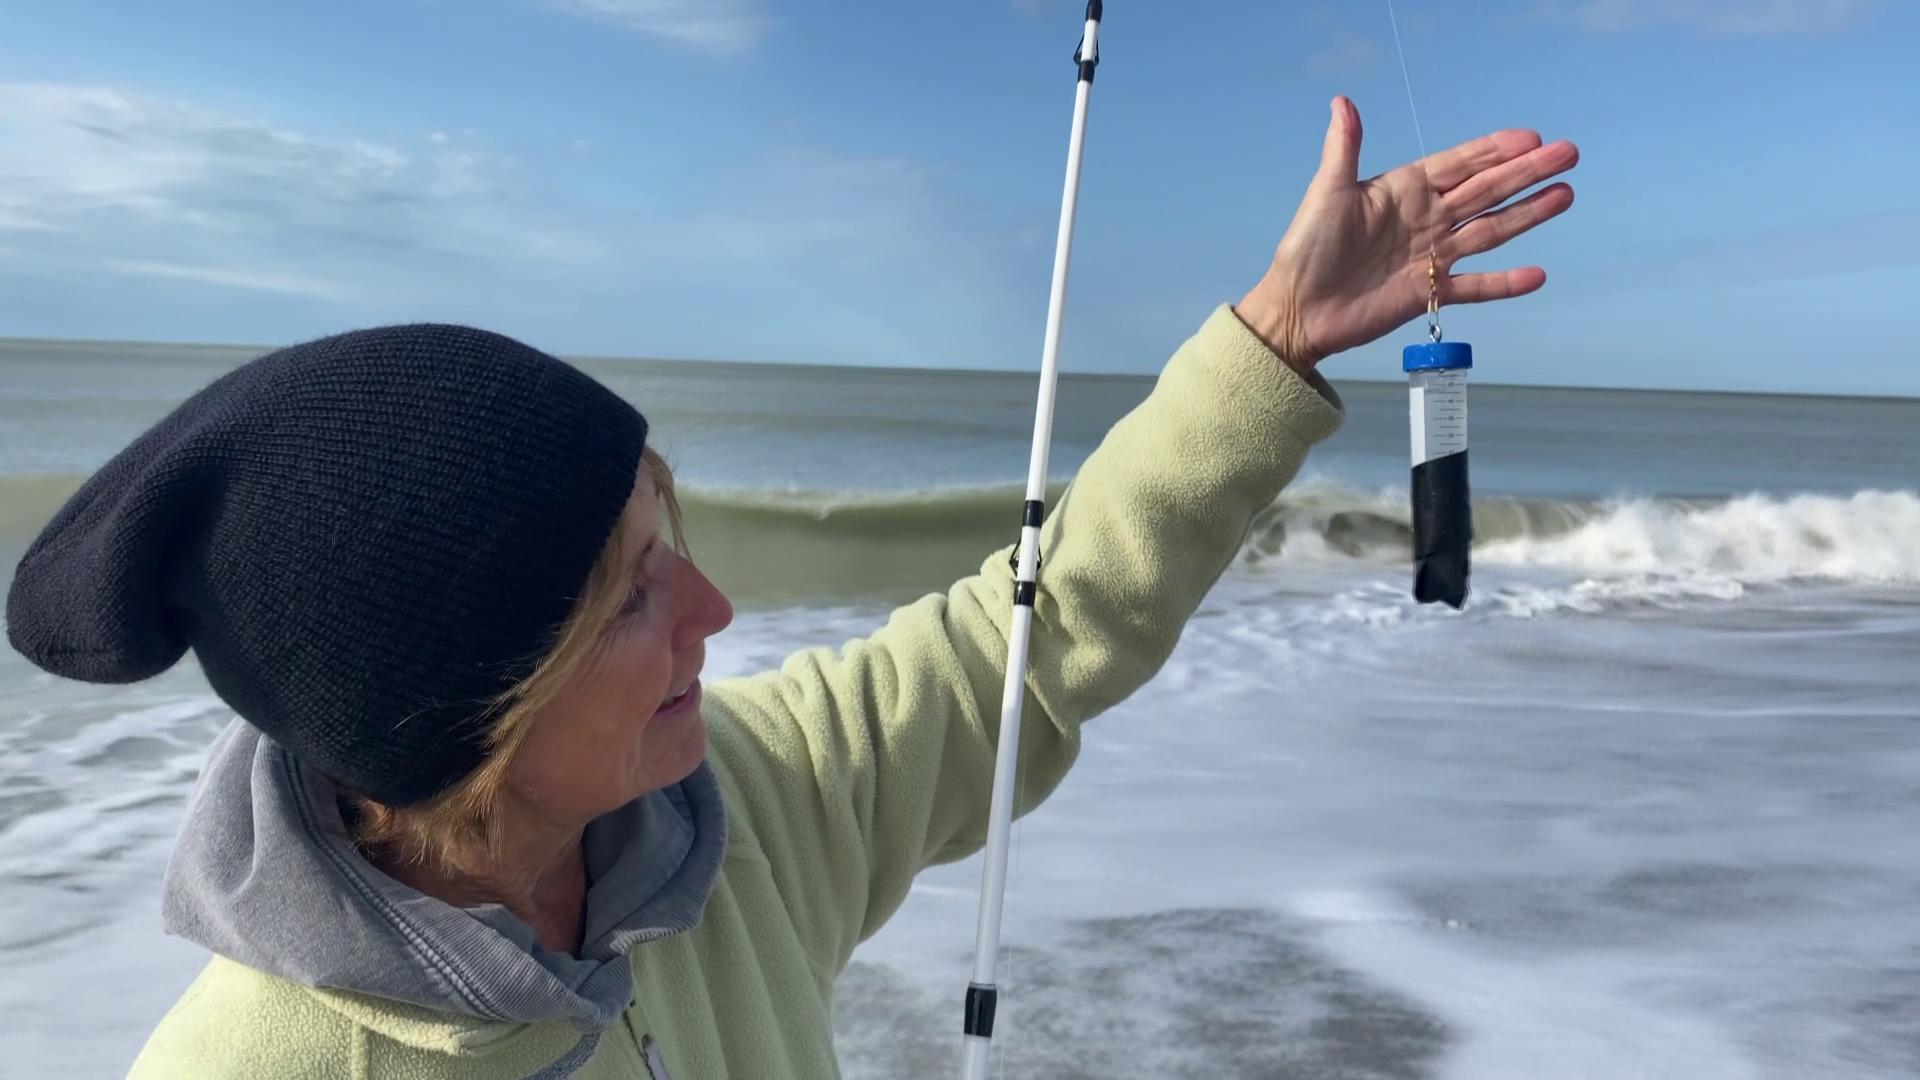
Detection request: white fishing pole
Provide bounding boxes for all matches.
[960,2,1102,1077]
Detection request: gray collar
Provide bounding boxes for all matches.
[160,718,728,1032]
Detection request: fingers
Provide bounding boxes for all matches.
[1446,182,1576,259]
[1419,129,1544,192]
[1315,96,1363,189]
[1445,265,1548,305]
[1443,141,1580,224]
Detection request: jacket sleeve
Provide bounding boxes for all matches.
[699,304,1345,972]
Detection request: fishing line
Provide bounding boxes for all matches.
[1387,0,1473,609]
[1386,0,1429,160]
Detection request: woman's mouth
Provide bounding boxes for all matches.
[656,679,701,716]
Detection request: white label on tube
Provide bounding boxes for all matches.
[1409,369,1468,466]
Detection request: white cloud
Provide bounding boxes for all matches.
[1538,0,1882,35]
[541,0,770,52]
[101,259,350,300]
[0,82,608,310]
[0,82,1046,366]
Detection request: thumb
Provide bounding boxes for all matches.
[1314,96,1362,189]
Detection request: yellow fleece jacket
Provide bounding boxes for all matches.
[126,303,1344,1079]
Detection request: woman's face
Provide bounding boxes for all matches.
[503,474,733,825]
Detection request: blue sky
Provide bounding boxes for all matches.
[0,0,1914,394]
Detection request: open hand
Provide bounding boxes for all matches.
[1236,96,1579,371]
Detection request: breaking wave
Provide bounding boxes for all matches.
[7,474,1917,606]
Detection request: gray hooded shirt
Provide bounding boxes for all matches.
[160,718,729,1044]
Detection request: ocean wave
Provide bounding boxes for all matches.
[679,479,1920,588]
[1242,483,1920,584]
[1474,490,1920,584]
[7,473,1917,600]
[0,472,93,544]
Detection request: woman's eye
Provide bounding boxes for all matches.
[621,582,649,615]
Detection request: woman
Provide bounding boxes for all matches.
[8,98,1575,1079]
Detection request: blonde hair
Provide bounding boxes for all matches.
[346,445,688,874]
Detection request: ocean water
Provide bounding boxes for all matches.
[2,333,1918,1079]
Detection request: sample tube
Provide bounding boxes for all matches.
[1405,340,1472,608]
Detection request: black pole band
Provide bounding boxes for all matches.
[1008,500,1046,582]
[1073,0,1101,82]
[965,983,998,1037]
[1410,449,1471,609]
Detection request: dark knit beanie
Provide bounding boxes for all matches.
[5,324,646,807]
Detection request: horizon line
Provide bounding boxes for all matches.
[1,333,1914,404]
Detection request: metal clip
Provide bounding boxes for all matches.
[1426,249,1443,343]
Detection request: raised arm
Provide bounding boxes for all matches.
[702,97,1578,973]
[700,303,1340,971]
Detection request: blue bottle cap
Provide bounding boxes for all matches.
[1403,341,1473,372]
